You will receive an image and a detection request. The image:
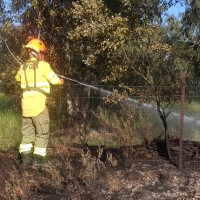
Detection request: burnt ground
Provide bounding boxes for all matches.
[1,139,200,200]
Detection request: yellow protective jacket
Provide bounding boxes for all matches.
[15,57,62,117]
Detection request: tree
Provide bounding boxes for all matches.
[101,0,189,160]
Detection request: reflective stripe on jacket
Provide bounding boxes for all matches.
[15,57,62,117]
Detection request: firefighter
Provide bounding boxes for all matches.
[15,38,64,168]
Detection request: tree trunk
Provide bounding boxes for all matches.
[156,96,171,160]
[164,122,171,160]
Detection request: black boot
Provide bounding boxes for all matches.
[33,154,45,168]
[21,151,32,168]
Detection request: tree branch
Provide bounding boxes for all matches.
[123,50,152,85]
[0,35,22,66]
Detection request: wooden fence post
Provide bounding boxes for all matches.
[178,72,187,170]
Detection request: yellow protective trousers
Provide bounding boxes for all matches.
[19,106,50,156]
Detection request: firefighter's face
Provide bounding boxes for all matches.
[38,53,44,61]
[31,51,44,61]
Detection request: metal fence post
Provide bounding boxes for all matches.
[179,72,187,170]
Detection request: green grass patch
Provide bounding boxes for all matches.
[0,109,21,150]
[172,100,200,115]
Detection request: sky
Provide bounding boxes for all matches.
[167,2,186,17]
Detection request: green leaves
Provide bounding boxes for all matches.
[0,0,194,89]
[66,0,128,82]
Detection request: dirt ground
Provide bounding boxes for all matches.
[1,139,200,200]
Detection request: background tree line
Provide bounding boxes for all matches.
[0,0,198,88]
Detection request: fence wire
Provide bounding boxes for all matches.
[0,83,200,142]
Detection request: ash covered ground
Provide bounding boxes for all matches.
[1,139,200,200]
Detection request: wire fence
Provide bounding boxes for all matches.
[2,82,200,174]
[1,83,200,142]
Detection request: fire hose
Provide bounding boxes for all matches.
[56,74,106,92]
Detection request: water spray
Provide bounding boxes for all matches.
[57,74,142,106]
[57,74,112,96]
[57,74,158,109]
[57,74,200,141]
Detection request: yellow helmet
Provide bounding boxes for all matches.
[25,39,46,53]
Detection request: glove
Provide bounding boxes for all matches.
[60,78,64,85]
